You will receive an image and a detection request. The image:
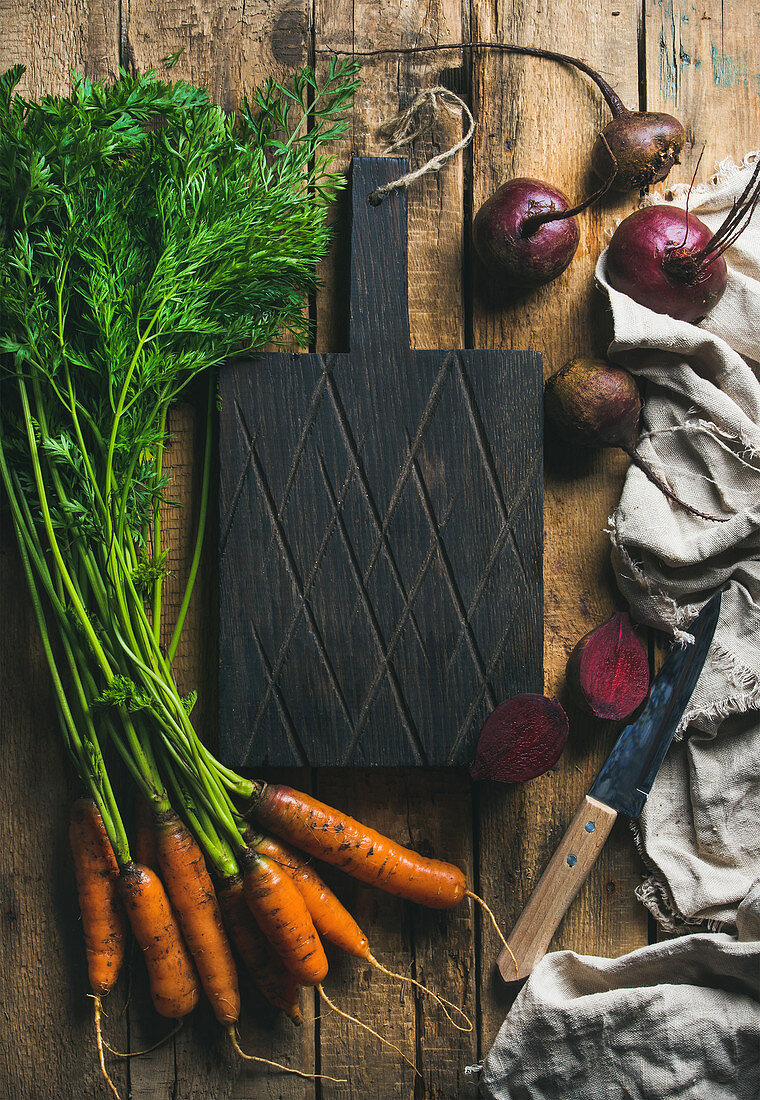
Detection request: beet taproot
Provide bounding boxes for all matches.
[544,357,725,522]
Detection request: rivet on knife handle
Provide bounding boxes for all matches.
[497,795,617,981]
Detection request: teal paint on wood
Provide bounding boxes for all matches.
[710,43,749,87]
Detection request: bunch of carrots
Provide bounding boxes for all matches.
[0,59,514,1092]
[73,777,505,1092]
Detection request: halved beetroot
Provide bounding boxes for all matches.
[567,611,649,720]
[470,694,569,783]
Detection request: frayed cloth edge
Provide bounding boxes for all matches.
[675,640,760,734]
[629,819,732,934]
[606,517,706,643]
[641,150,760,206]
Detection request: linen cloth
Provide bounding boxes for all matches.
[477,155,760,1098]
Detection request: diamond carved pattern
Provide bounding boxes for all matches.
[218,157,543,767]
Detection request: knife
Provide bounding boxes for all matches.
[497,592,721,982]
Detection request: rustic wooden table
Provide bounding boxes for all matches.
[1,2,757,1097]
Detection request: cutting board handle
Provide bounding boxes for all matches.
[349,156,411,352]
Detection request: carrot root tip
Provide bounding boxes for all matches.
[92,995,122,1100]
[317,985,421,1078]
[465,890,519,980]
[227,1027,346,1083]
[366,953,473,1033]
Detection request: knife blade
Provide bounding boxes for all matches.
[497,592,721,982]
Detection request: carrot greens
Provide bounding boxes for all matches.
[0,60,360,869]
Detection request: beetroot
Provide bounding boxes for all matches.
[544,356,641,451]
[470,694,569,783]
[606,206,728,322]
[593,111,685,193]
[473,178,580,290]
[544,357,725,522]
[607,155,760,323]
[566,612,649,720]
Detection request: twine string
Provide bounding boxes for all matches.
[368,86,475,205]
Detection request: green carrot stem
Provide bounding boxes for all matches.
[167,380,213,665]
[158,744,238,877]
[9,500,129,861]
[103,296,169,542]
[152,401,169,644]
[17,371,113,679]
[56,628,132,860]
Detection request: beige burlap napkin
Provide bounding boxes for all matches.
[476,154,760,1098]
[602,153,760,931]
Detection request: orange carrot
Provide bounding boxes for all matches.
[252,834,474,1033]
[69,798,128,997]
[252,834,370,959]
[118,861,200,1019]
[216,872,303,1023]
[242,848,328,986]
[134,796,158,872]
[153,809,240,1027]
[246,784,466,909]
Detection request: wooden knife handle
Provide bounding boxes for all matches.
[497,795,618,982]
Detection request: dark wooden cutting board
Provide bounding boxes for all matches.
[218,156,543,767]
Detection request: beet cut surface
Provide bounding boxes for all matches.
[470,694,569,783]
[567,612,649,721]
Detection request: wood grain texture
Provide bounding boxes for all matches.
[0,12,127,1100]
[468,0,651,1051]
[645,0,760,179]
[0,0,118,94]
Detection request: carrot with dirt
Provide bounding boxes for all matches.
[244,783,518,976]
[152,807,240,1026]
[241,841,427,1069]
[70,798,128,999]
[69,798,129,1098]
[252,832,472,1031]
[216,871,303,1023]
[251,834,370,959]
[246,783,466,908]
[241,848,329,986]
[118,861,200,1019]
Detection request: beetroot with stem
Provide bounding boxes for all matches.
[473,178,580,290]
[544,356,726,522]
[606,156,760,323]
[473,147,616,290]
[567,612,649,720]
[327,41,686,192]
[470,695,569,783]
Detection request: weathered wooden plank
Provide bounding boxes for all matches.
[645,0,760,178]
[122,0,309,110]
[121,2,317,1094]
[312,2,480,1093]
[468,0,650,1052]
[0,0,118,93]
[314,0,468,353]
[0,9,127,1099]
